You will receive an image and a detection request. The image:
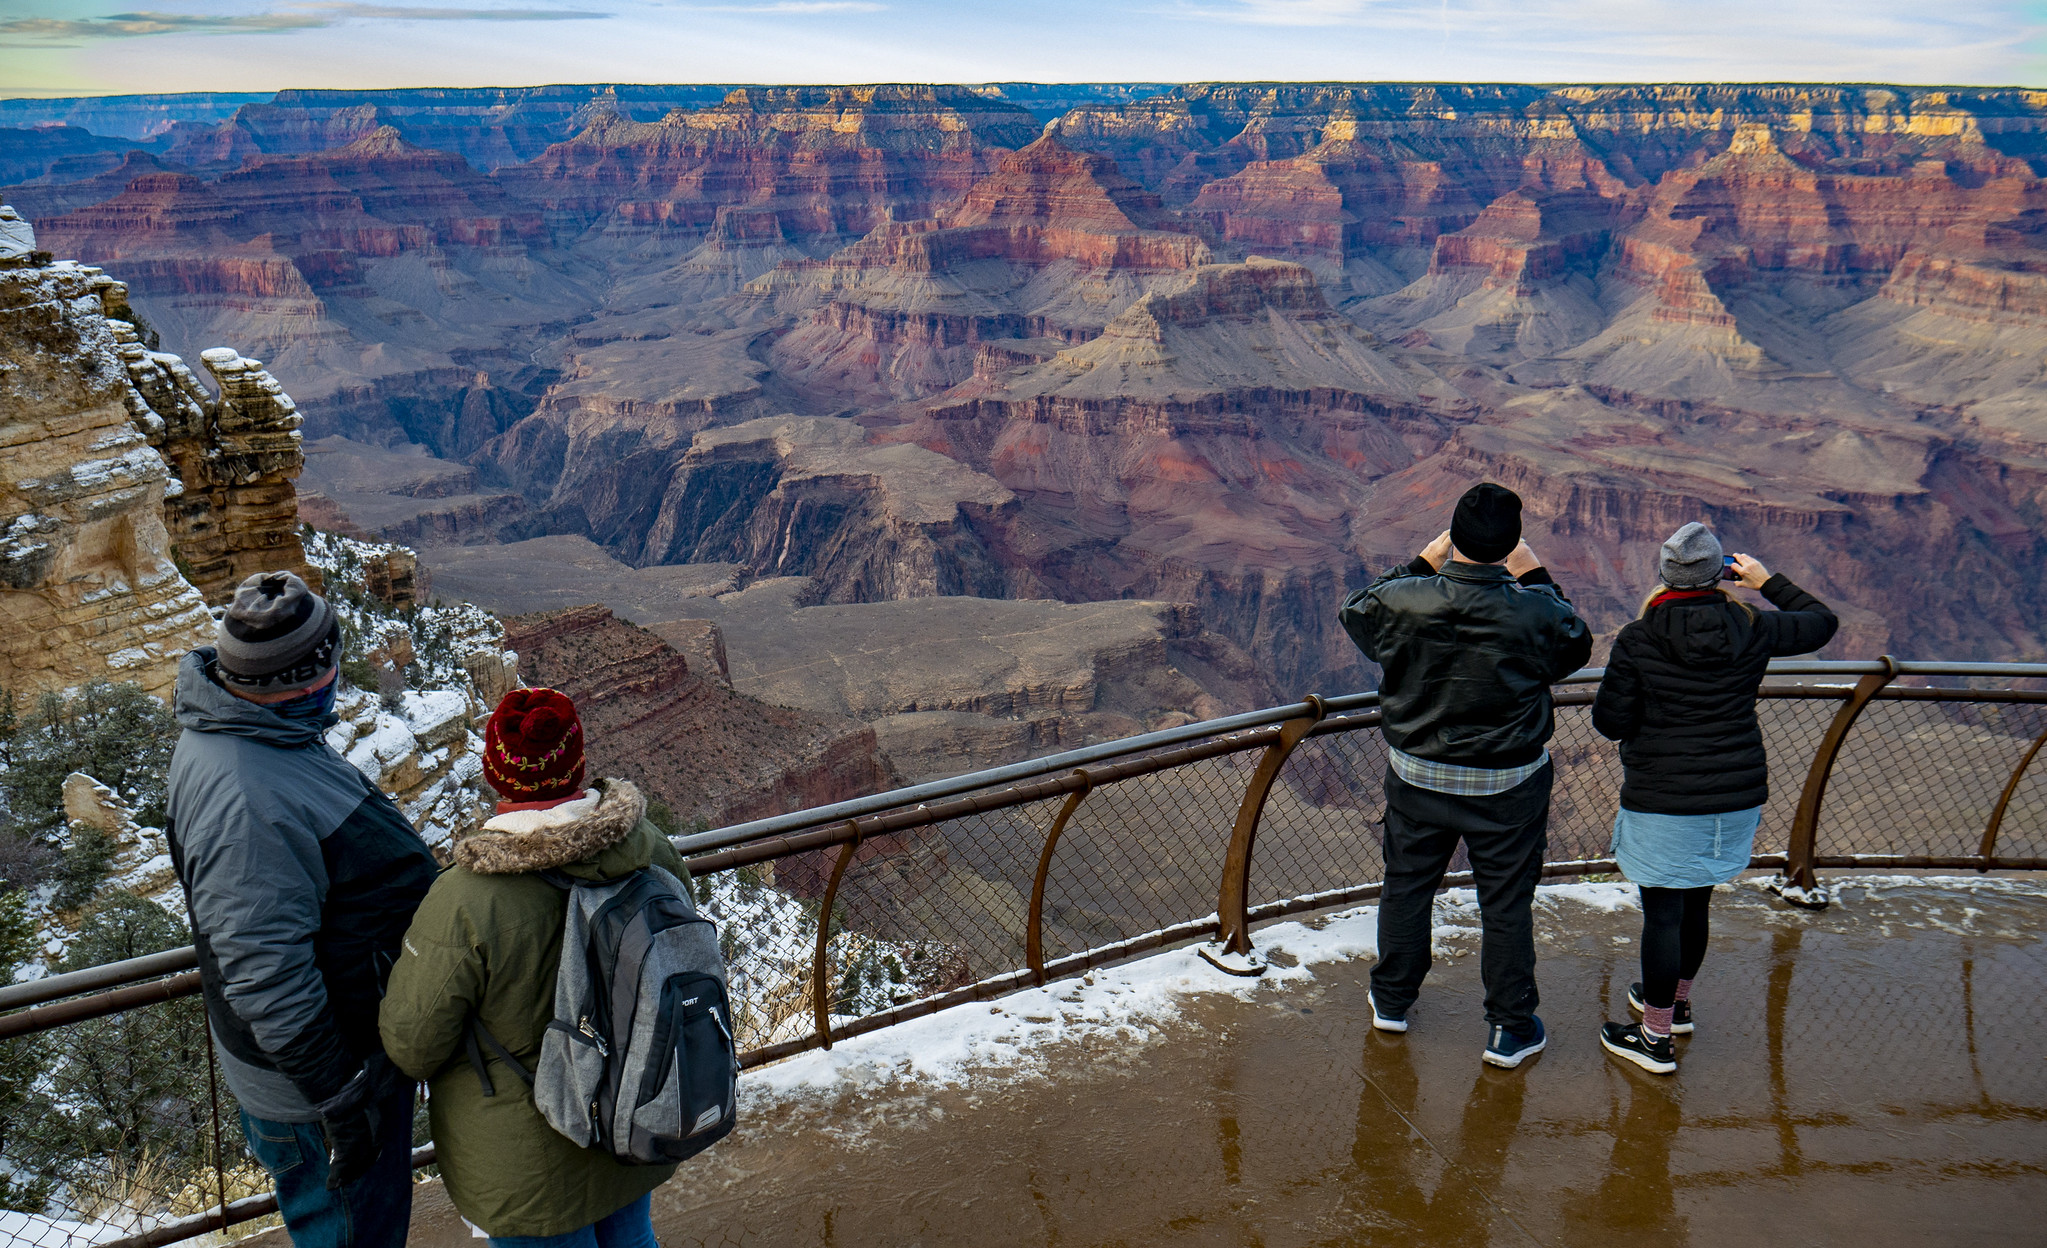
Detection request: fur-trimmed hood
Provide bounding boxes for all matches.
[455,779,647,876]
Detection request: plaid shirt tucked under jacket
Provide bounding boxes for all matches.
[1388,747,1550,797]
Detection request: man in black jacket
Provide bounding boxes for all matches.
[1339,484,1592,1068]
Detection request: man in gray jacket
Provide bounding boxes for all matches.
[167,572,436,1248]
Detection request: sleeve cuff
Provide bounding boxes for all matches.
[1406,555,1436,576]
[1516,567,1555,587]
[312,1065,373,1120]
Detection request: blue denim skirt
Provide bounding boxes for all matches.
[1611,804,1762,889]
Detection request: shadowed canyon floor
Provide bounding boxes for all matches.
[382,878,2045,1246]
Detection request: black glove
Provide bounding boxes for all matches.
[314,1066,384,1191]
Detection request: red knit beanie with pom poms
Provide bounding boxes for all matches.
[484,688,587,804]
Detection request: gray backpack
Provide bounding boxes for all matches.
[466,865,738,1164]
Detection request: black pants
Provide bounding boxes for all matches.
[1639,885,1713,1009]
[1371,763,1552,1034]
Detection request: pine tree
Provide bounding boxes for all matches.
[0,889,53,1211]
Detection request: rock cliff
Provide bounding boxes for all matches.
[502,603,900,826]
[0,255,214,700]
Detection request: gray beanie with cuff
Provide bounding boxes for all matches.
[215,571,340,693]
[1658,522,1724,589]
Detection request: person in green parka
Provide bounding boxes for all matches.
[380,688,684,1247]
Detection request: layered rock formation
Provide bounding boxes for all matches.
[420,539,1268,784]
[0,255,214,699]
[753,134,1215,406]
[26,127,578,457]
[302,528,517,851]
[503,604,899,826]
[0,218,332,699]
[500,85,1042,242]
[703,586,1268,781]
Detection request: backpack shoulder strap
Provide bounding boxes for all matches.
[464,1017,535,1095]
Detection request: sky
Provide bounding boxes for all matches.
[1,0,2043,99]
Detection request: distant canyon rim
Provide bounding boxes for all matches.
[7,81,2045,776]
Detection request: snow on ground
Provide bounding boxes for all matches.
[741,875,2039,1106]
[744,883,1588,1100]
[0,1210,125,1248]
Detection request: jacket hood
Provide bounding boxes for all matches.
[1638,595,1754,667]
[173,648,334,748]
[455,779,651,877]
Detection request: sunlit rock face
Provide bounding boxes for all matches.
[0,254,213,700]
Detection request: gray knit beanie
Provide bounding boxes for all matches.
[215,571,341,693]
[1658,522,1724,589]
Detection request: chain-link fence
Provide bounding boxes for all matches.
[2,662,2043,1246]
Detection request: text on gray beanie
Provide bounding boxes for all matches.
[216,571,340,693]
[1659,522,1724,589]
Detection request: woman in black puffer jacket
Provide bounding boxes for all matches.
[1591,522,1836,1074]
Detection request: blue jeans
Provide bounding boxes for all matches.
[240,1083,416,1248]
[488,1194,659,1248]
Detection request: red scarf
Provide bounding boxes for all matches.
[1647,587,1721,610]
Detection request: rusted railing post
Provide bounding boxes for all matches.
[1027,772,1092,986]
[1979,725,2047,871]
[1775,657,1897,909]
[1202,696,1327,975]
[810,819,862,1050]
[204,1009,229,1234]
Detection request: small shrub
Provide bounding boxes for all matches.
[0,832,52,895]
[52,823,116,912]
[0,682,177,838]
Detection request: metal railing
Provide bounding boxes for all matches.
[1,659,2043,1246]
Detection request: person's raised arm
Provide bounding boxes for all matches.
[1505,540,1593,678]
[1339,531,1451,662]
[1731,554,1839,657]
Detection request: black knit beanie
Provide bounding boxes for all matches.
[1450,483,1522,564]
[215,571,340,694]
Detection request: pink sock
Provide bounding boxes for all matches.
[1675,978,1694,1003]
[1643,1005,1674,1038]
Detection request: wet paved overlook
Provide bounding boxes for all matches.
[402,879,2046,1247]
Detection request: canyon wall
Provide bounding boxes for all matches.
[12,83,2047,723]
[502,604,900,826]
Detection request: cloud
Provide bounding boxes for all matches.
[1175,0,1391,25]
[0,2,608,44]
[671,2,885,11]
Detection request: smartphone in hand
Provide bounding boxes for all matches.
[1720,555,1741,582]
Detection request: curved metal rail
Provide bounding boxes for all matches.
[3,658,2045,1248]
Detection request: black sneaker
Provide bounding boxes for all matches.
[1601,1021,1677,1074]
[1627,983,1694,1034]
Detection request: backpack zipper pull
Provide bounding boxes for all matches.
[579,1016,610,1057]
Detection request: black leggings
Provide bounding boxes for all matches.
[1640,885,1714,1009]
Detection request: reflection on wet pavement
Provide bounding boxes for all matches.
[411,879,2047,1247]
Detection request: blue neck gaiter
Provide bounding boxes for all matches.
[273,677,339,723]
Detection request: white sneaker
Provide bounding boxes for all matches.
[1369,991,1409,1033]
